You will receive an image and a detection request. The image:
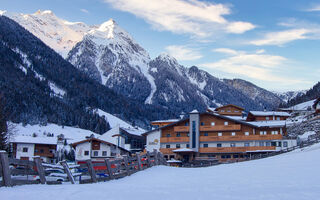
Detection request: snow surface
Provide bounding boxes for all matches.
[247,120,286,127]
[249,111,290,117]
[288,99,316,111]
[10,123,99,144]
[298,131,316,141]
[49,82,66,97]
[2,143,320,200]
[95,109,145,134]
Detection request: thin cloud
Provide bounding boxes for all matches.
[103,0,255,37]
[165,45,203,61]
[80,9,89,14]
[305,4,320,12]
[200,48,306,85]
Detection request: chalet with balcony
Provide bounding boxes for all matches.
[10,135,57,163]
[71,136,129,163]
[144,107,296,163]
[151,119,180,128]
[246,111,290,121]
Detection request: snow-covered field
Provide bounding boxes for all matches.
[2,144,320,200]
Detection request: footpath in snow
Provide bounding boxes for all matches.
[1,143,320,200]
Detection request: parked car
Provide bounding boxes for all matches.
[33,174,67,182]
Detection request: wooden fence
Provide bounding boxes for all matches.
[0,150,167,187]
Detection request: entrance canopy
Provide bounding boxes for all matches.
[173,148,195,153]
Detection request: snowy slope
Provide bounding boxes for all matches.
[289,99,316,110]
[1,10,92,57]
[95,109,145,133]
[10,123,99,144]
[2,143,320,200]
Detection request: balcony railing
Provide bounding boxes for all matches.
[200,124,241,132]
[174,126,189,132]
[199,134,282,142]
[199,146,276,153]
[160,148,177,154]
[160,137,189,143]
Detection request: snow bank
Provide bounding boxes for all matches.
[2,142,320,200]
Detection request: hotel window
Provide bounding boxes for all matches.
[277,117,280,120]
[93,151,98,156]
[40,149,44,153]
[231,132,236,136]
[217,143,222,148]
[271,131,275,135]
[176,133,181,137]
[227,110,231,112]
[233,155,239,158]
[170,155,175,160]
[166,133,171,137]
[166,144,170,148]
[224,121,229,126]
[230,143,236,147]
[283,141,288,147]
[260,131,263,135]
[244,143,250,147]
[204,132,208,136]
[274,131,278,135]
[266,142,271,147]
[271,142,277,146]
[266,117,270,120]
[259,142,264,146]
[264,131,267,135]
[211,122,215,126]
[203,144,208,148]
[186,144,190,148]
[218,132,222,136]
[176,144,181,148]
[84,151,89,156]
[22,147,28,152]
[201,122,204,126]
[102,151,107,156]
[245,132,249,136]
[185,122,189,126]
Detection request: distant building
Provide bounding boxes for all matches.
[10,135,57,163]
[72,136,129,163]
[246,111,290,121]
[313,97,320,114]
[144,105,296,163]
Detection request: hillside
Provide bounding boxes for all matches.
[1,142,320,200]
[0,16,175,131]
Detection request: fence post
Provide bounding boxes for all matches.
[60,160,75,184]
[0,151,12,187]
[136,154,142,171]
[146,152,151,167]
[33,156,46,184]
[104,159,114,180]
[123,156,130,176]
[86,159,97,183]
[154,150,159,166]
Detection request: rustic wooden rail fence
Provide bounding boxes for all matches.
[0,150,167,187]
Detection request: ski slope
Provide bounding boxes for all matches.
[2,143,320,200]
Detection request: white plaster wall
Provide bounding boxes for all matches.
[16,143,34,160]
[146,130,161,152]
[91,143,111,157]
[75,142,91,161]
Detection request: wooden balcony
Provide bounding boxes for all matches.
[199,134,282,142]
[34,152,55,158]
[174,126,189,132]
[160,148,177,154]
[200,124,241,132]
[199,146,276,153]
[160,137,190,143]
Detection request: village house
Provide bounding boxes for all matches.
[246,111,290,121]
[10,135,58,163]
[144,105,296,163]
[71,135,129,163]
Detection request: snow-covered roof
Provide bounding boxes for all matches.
[224,116,247,121]
[167,159,182,163]
[246,120,286,128]
[249,111,290,117]
[10,135,57,145]
[121,127,145,136]
[172,148,194,152]
[190,110,199,114]
[151,119,180,123]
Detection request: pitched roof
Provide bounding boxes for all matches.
[215,104,244,111]
[71,137,129,152]
[10,135,57,145]
[249,111,290,117]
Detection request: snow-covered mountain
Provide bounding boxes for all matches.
[1,10,92,57]
[273,90,307,103]
[4,10,285,112]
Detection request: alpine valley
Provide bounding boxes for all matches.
[0,10,306,131]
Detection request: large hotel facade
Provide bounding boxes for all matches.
[144,105,296,162]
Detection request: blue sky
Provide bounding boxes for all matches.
[2,0,320,92]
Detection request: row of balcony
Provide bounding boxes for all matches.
[160,146,276,154]
[173,124,241,132]
[160,134,282,143]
